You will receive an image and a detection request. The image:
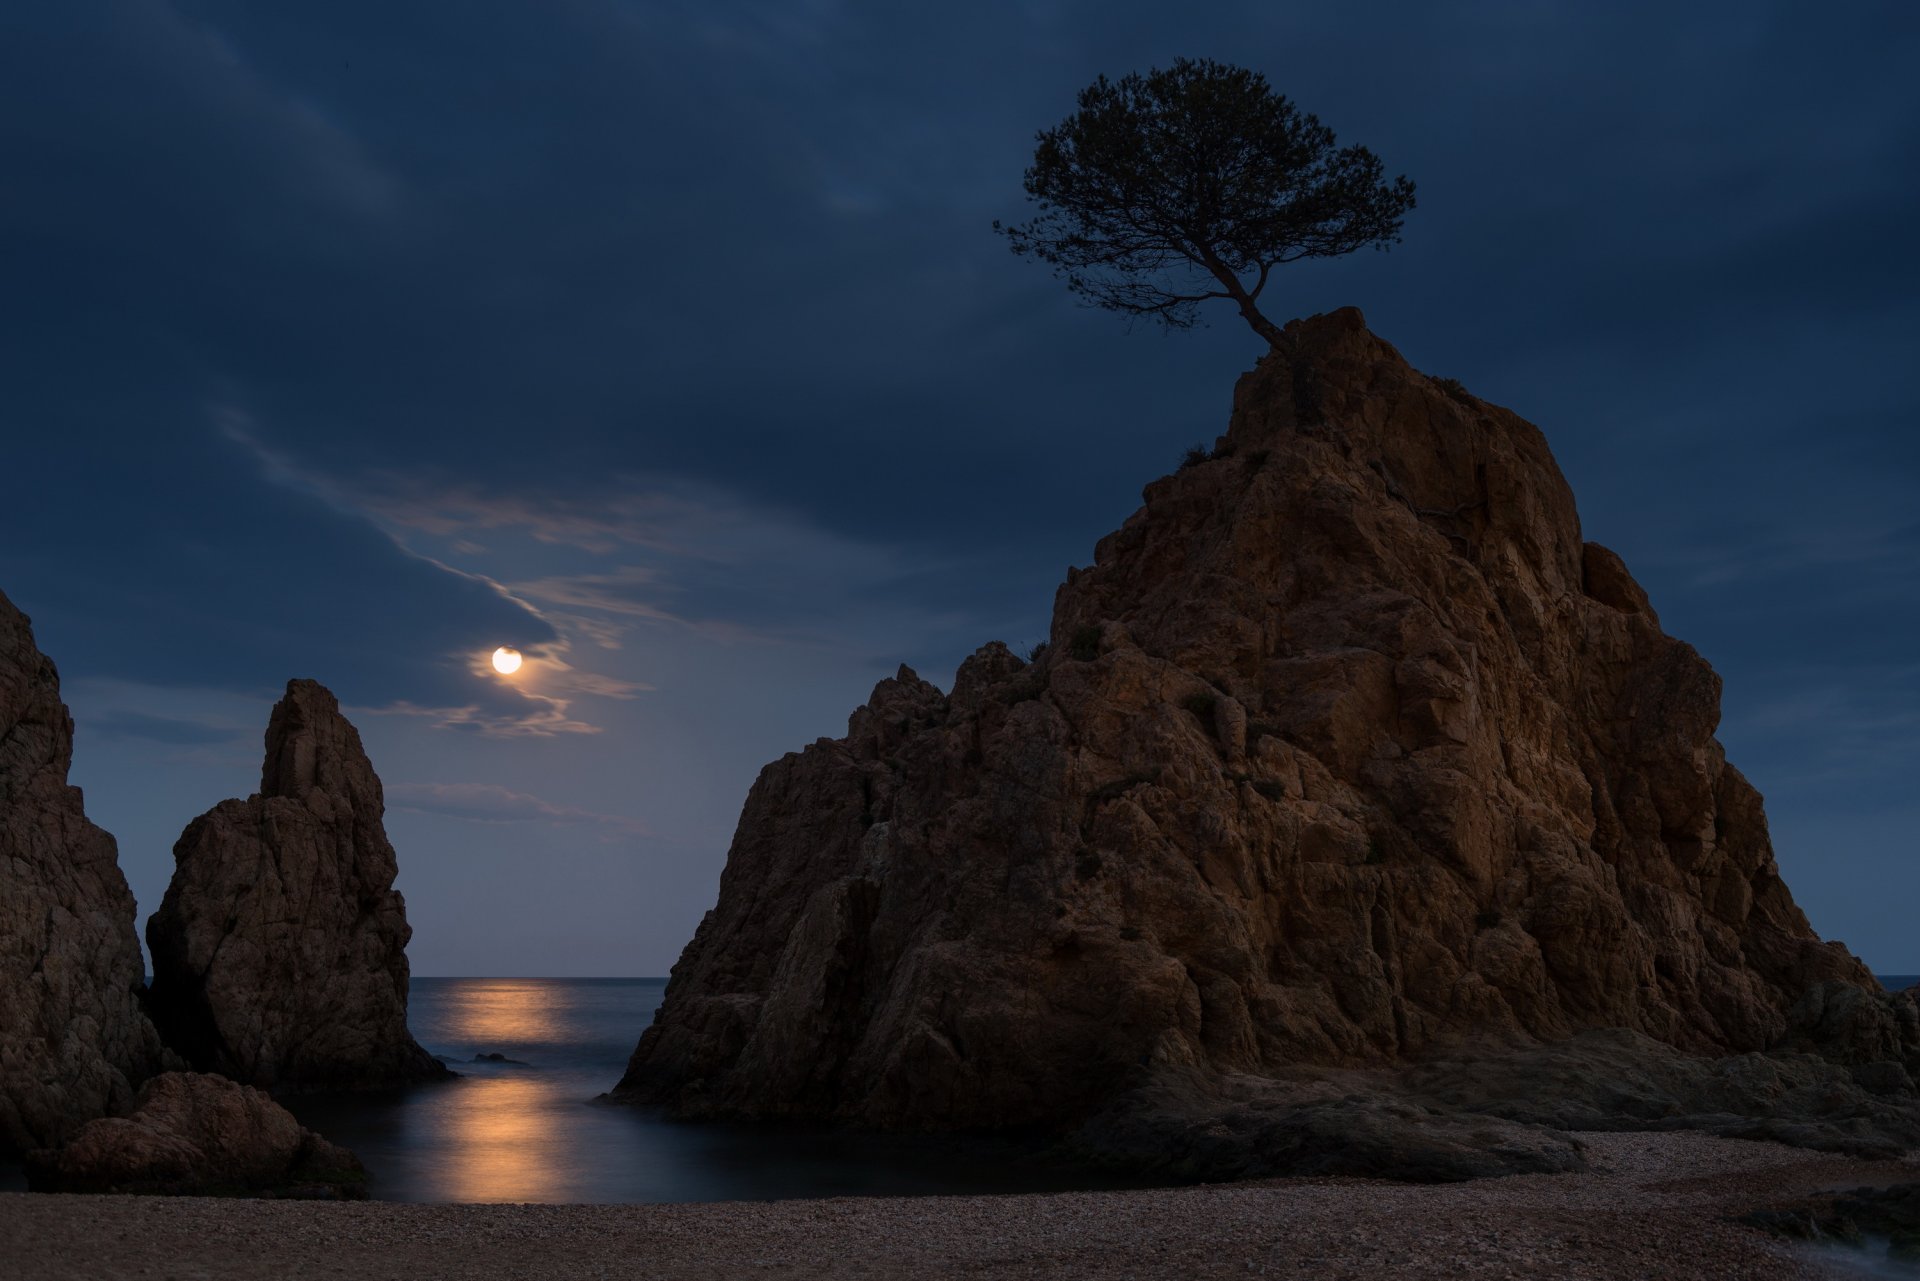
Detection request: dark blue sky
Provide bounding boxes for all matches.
[3,2,1915,973]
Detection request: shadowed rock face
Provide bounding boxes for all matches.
[24,1071,364,1197]
[146,679,445,1090]
[0,590,171,1156]
[615,309,1918,1161]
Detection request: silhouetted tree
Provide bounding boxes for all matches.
[995,58,1416,349]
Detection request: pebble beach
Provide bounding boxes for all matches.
[4,1132,1912,1281]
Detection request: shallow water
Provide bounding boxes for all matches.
[283,977,1154,1204]
[1797,1239,1920,1279]
[6,974,1917,1203]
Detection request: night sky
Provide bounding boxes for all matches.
[4,3,1915,975]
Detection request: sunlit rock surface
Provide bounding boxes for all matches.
[146,679,446,1090]
[613,309,1920,1175]
[0,589,170,1156]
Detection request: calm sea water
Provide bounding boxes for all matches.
[283,971,1920,1202]
[284,977,1153,1204]
[6,974,1917,1202]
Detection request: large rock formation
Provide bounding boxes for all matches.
[25,1071,364,1197]
[0,589,169,1156]
[145,679,445,1090]
[615,309,1919,1172]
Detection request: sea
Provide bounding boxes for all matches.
[284,977,1152,1204]
[6,974,1918,1203]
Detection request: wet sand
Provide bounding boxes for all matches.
[2,1132,1912,1280]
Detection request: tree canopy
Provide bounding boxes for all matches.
[995,58,1416,349]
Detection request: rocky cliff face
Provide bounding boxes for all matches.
[0,590,170,1156]
[615,309,1917,1161]
[145,679,445,1090]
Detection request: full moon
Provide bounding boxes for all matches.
[491,646,523,675]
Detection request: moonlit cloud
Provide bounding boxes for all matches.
[511,569,774,648]
[363,697,603,739]
[4,0,1915,972]
[358,486,714,556]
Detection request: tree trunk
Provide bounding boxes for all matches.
[1192,245,1288,350]
[1237,299,1287,350]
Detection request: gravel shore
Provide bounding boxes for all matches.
[2,1132,1912,1280]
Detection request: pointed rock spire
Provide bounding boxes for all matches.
[146,679,446,1089]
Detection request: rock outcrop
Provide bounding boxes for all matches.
[614,309,1919,1173]
[25,1071,364,1197]
[0,589,170,1156]
[145,679,445,1090]
[1746,1181,1920,1265]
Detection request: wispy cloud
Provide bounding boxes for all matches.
[386,781,649,839]
[460,638,650,702]
[511,567,772,648]
[133,0,405,222]
[358,698,600,737]
[348,474,914,582]
[87,708,250,747]
[1721,665,1920,792]
[1669,521,1920,592]
[218,417,979,660]
[347,638,654,738]
[357,483,731,557]
[209,411,662,735]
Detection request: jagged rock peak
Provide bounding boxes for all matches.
[610,308,1917,1176]
[145,679,446,1090]
[0,588,171,1155]
[261,678,383,809]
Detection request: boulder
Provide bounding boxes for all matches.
[613,309,1919,1175]
[24,1071,364,1197]
[0,588,170,1156]
[145,679,446,1089]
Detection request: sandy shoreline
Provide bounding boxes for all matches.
[1,1132,1911,1281]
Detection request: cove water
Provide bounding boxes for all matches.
[288,973,1920,1203]
[284,977,1150,1204]
[7,975,1918,1202]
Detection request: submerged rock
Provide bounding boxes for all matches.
[145,679,447,1090]
[614,309,1920,1176]
[0,589,170,1156]
[25,1071,364,1197]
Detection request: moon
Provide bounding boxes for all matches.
[491,647,523,675]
